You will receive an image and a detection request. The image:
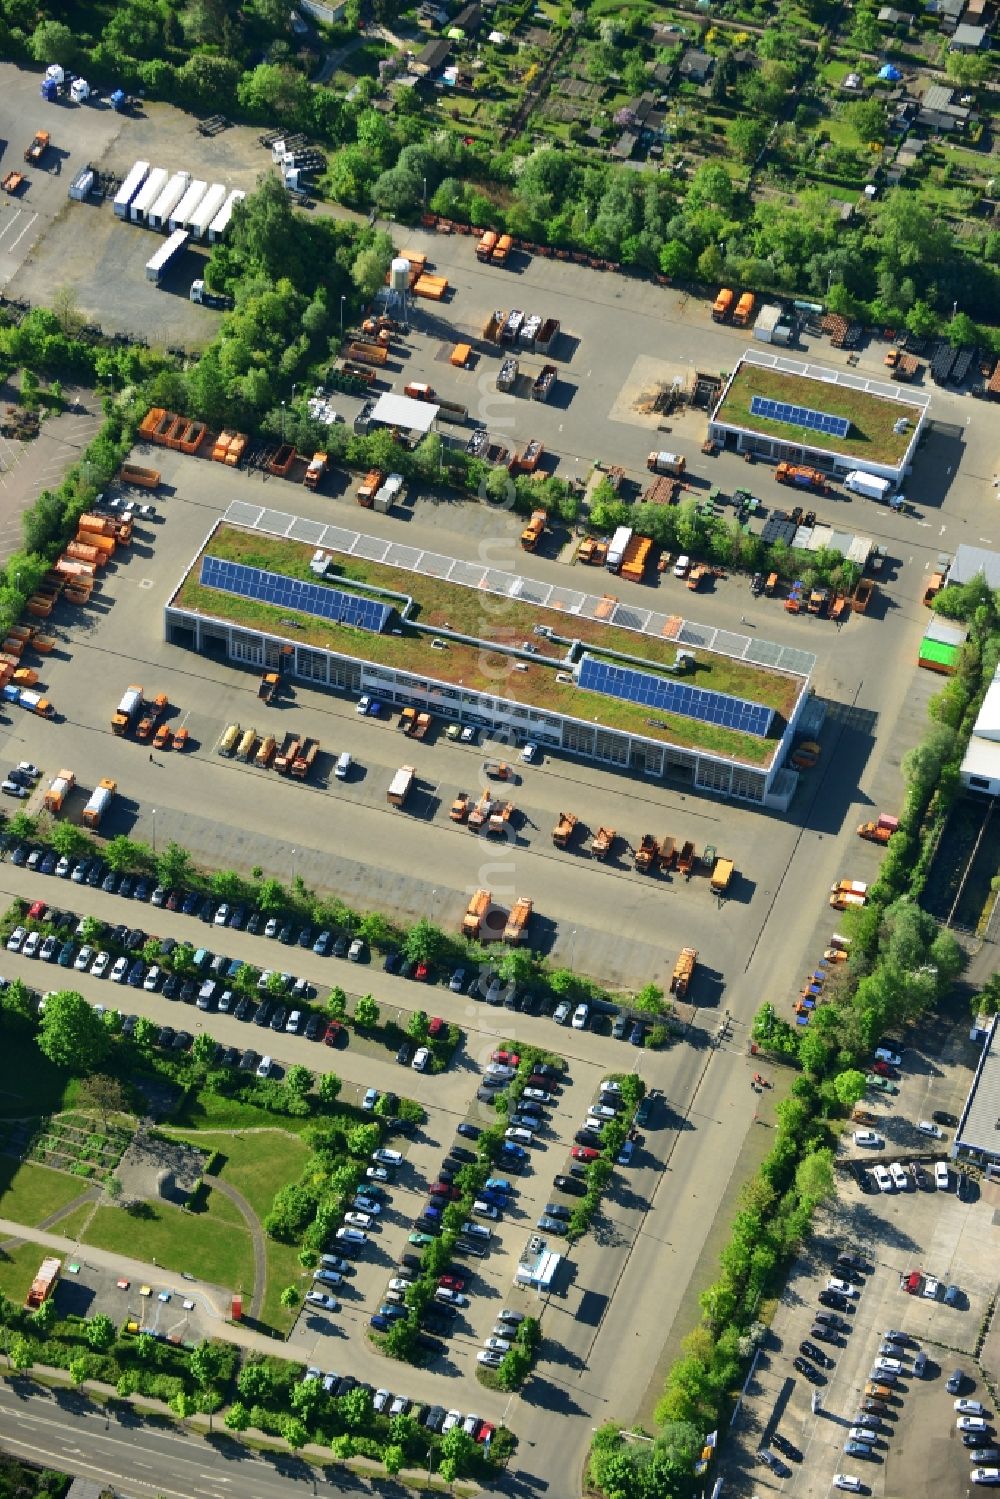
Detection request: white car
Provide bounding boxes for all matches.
[5,927,26,952]
[478,1350,503,1367]
[373,1389,392,1414]
[960,1418,990,1434]
[874,1358,901,1374]
[22,931,40,958]
[441,1410,461,1433]
[873,1164,893,1192]
[390,1395,410,1417]
[833,1478,863,1493]
[74,945,95,971]
[388,1279,411,1294]
[916,1119,943,1138]
[874,1047,901,1067]
[16,762,41,779]
[601,1079,622,1095]
[848,1428,875,1444]
[305,1291,337,1310]
[485,1336,511,1353]
[523,1088,548,1103]
[553,1002,571,1025]
[373,1148,402,1167]
[344,1211,373,1229]
[110,956,129,983]
[55,856,71,878]
[143,966,162,991]
[889,1161,910,1190]
[367,1166,390,1182]
[520,742,538,764]
[411,1047,431,1072]
[673,554,690,577]
[923,1276,943,1300]
[91,950,110,978]
[956,1400,989,1416]
[348,938,364,962]
[472,1201,499,1220]
[571,1003,589,1030]
[486,1063,516,1080]
[935,1161,950,1190]
[505,1127,533,1145]
[854,1130,883,1148]
[214,904,230,926]
[588,1104,617,1120]
[826,1279,857,1298]
[361,1088,379,1112]
[972,1470,1000,1486]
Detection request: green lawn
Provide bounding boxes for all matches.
[80,1197,255,1291]
[171,1128,309,1223]
[170,1089,317,1137]
[260,1238,310,1336]
[0,1035,76,1120]
[0,1159,89,1228]
[718,362,921,464]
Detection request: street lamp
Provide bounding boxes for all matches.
[291,848,296,885]
[422,176,427,208]
[280,400,286,441]
[151,808,157,854]
[340,294,346,339]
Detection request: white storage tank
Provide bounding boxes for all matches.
[390,257,410,293]
[114,160,150,219]
[130,166,168,223]
[148,171,191,231]
[187,183,227,240]
[169,178,208,232]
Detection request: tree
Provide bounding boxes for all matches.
[945,49,990,87]
[9,1336,33,1373]
[847,98,886,144]
[403,918,445,966]
[279,1285,300,1308]
[31,1296,57,1334]
[3,978,37,1026]
[339,1384,373,1429]
[384,1444,404,1475]
[237,1361,273,1402]
[225,1401,251,1432]
[728,116,767,163]
[905,299,939,339]
[947,311,978,348]
[495,948,536,987]
[29,18,78,65]
[187,1031,214,1070]
[346,1123,379,1158]
[440,1426,475,1471]
[104,835,148,873]
[86,1314,116,1353]
[133,1017,157,1050]
[156,842,193,891]
[189,1341,223,1391]
[285,1064,312,1101]
[37,991,108,1074]
[976,973,1000,1019]
[833,1068,867,1109]
[256,878,285,913]
[318,1072,341,1107]
[353,994,379,1029]
[171,1391,196,1423]
[406,1010,429,1042]
[49,822,90,861]
[357,911,394,949]
[69,1356,91,1388]
[352,244,393,301]
[281,1414,308,1452]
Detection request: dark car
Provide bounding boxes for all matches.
[396,1041,413,1066]
[247,910,263,935]
[819,1290,850,1311]
[810,1324,838,1344]
[629,1022,645,1046]
[332,935,348,958]
[278,923,294,945]
[450,1146,475,1164]
[238,1048,259,1071]
[109,923,128,948]
[157,1026,175,1048]
[370,1314,391,1332]
[181,891,199,915]
[87,861,105,886]
[861,1397,888,1415]
[133,880,151,903]
[438,1166,456,1184]
[750,571,764,597]
[575,1130,600,1147]
[554,1174,587,1196]
[383,949,401,973]
[963,1432,990,1449]
[457,1123,479,1139]
[932,1110,958,1127]
[162,974,181,1000]
[800,1340,832,1368]
[793,1358,821,1383]
[254,1001,271,1026]
[313,931,331,956]
[230,906,246,930]
[269,1005,288,1031]
[836,1252,868,1273]
[180,979,198,1004]
[770,1433,800,1461]
[234,995,253,1021]
[304,1014,323,1041]
[297,926,313,948]
[125,928,146,952]
[127,960,145,987]
[117,874,133,898]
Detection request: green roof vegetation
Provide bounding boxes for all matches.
[172,523,801,766]
[717,362,921,464]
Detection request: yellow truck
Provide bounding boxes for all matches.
[552,811,578,848]
[217,723,241,757]
[710,857,735,894]
[462,888,491,938]
[503,896,533,945]
[670,947,698,997]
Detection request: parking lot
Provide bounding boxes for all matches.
[726,1028,1000,1499]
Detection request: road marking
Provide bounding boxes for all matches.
[7,212,39,254]
[0,210,25,246]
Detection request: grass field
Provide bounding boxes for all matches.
[0,1238,61,1304]
[0,1159,89,1228]
[175,523,799,766]
[717,362,922,464]
[80,1197,254,1289]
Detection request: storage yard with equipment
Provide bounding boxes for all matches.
[3,54,1000,1499]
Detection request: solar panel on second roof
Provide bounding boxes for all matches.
[749,394,850,439]
[200,556,392,633]
[578,655,773,737]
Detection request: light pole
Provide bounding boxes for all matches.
[340,295,346,339]
[291,848,296,885]
[280,400,286,441]
[422,176,427,208]
[151,808,157,854]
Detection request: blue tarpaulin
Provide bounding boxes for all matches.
[879,63,902,80]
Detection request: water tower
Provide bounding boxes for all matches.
[388,257,410,323]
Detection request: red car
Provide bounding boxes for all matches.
[430,1182,460,1199]
[872,1059,897,1078]
[323,1020,343,1046]
[414,961,429,982]
[571,1145,599,1162]
[27,900,47,921]
[428,1015,443,1037]
[492,1049,520,1067]
[438,1274,465,1291]
[477,1421,495,1445]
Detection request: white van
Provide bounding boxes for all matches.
[335,752,352,780]
[256,1055,273,1078]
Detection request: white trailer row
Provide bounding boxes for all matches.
[111,160,243,242]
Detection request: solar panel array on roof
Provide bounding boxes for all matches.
[200,556,392,633]
[578,655,774,737]
[749,395,850,439]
